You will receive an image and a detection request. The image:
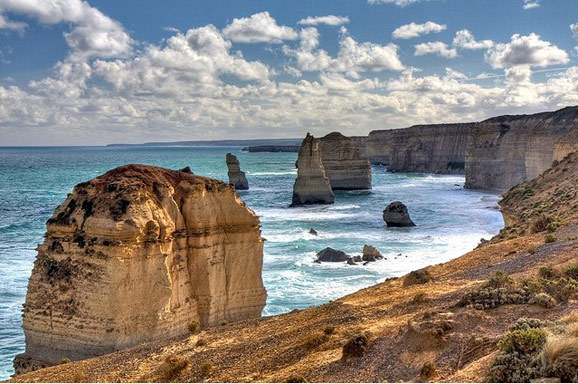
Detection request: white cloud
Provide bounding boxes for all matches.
[523,0,540,10]
[368,0,429,6]
[298,15,350,26]
[571,23,578,39]
[0,0,132,59]
[414,41,458,58]
[0,13,26,31]
[486,33,569,69]
[453,30,494,50]
[392,21,446,39]
[222,11,297,43]
[284,27,404,76]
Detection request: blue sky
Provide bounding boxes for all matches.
[0,0,577,145]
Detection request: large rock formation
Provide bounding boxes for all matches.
[465,107,578,191]
[226,153,249,190]
[291,134,335,206]
[318,132,372,190]
[383,202,416,227]
[367,123,475,173]
[14,165,266,374]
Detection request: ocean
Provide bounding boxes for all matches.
[0,146,504,379]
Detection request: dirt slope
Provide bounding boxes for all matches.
[9,153,578,383]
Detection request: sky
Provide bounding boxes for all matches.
[0,0,577,145]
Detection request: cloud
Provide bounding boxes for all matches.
[222,11,297,43]
[368,0,429,6]
[571,23,578,39]
[392,21,446,39]
[453,30,494,50]
[284,27,404,77]
[414,41,458,58]
[297,15,350,26]
[523,0,540,10]
[0,0,132,60]
[486,33,569,69]
[0,14,26,31]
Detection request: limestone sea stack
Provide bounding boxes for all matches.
[383,201,416,227]
[319,132,372,190]
[291,133,335,206]
[14,165,266,374]
[226,153,249,190]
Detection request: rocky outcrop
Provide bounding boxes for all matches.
[14,165,266,374]
[226,153,249,190]
[362,245,383,262]
[318,132,372,190]
[291,134,335,206]
[367,123,475,173]
[383,202,416,227]
[242,145,300,153]
[465,107,578,191]
[316,248,349,262]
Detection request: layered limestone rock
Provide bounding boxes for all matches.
[226,153,249,190]
[465,107,578,191]
[15,165,266,374]
[318,132,372,190]
[291,134,335,206]
[367,124,475,173]
[383,202,416,227]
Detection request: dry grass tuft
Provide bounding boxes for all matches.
[540,337,578,382]
[158,355,189,381]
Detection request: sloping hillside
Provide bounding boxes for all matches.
[10,154,578,383]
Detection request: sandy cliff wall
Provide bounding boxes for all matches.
[15,165,266,373]
[465,107,578,191]
[318,132,372,190]
[367,124,475,173]
[292,134,334,205]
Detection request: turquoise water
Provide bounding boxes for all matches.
[0,146,504,379]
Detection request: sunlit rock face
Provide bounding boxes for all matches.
[226,153,249,190]
[319,132,372,190]
[292,133,335,206]
[14,165,266,374]
[465,107,578,191]
[367,123,475,174]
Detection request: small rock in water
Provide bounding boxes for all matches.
[362,244,383,262]
[383,201,416,227]
[309,228,318,236]
[346,258,356,266]
[315,247,349,262]
[353,255,363,263]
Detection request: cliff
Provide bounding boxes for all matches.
[13,155,578,383]
[226,153,249,190]
[465,106,578,191]
[367,123,475,173]
[318,132,372,190]
[291,134,334,206]
[14,165,266,374]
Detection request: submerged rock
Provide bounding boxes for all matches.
[362,245,383,262]
[14,164,266,374]
[291,133,335,206]
[383,202,416,227]
[316,247,349,262]
[226,153,249,190]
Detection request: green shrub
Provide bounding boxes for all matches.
[158,355,189,381]
[564,265,578,280]
[527,246,536,255]
[532,214,556,233]
[323,326,335,335]
[419,362,436,379]
[540,337,578,382]
[498,329,547,355]
[508,318,548,332]
[529,293,557,308]
[403,268,432,286]
[485,270,516,289]
[200,362,213,376]
[544,234,556,244]
[539,265,560,280]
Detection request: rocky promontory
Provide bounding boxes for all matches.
[318,132,372,190]
[465,107,578,191]
[14,165,266,374]
[226,153,249,190]
[291,134,335,206]
[367,123,475,173]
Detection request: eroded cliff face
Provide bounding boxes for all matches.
[465,107,578,191]
[292,134,334,206]
[226,153,249,190]
[318,132,372,190]
[367,124,475,173]
[15,165,266,373]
